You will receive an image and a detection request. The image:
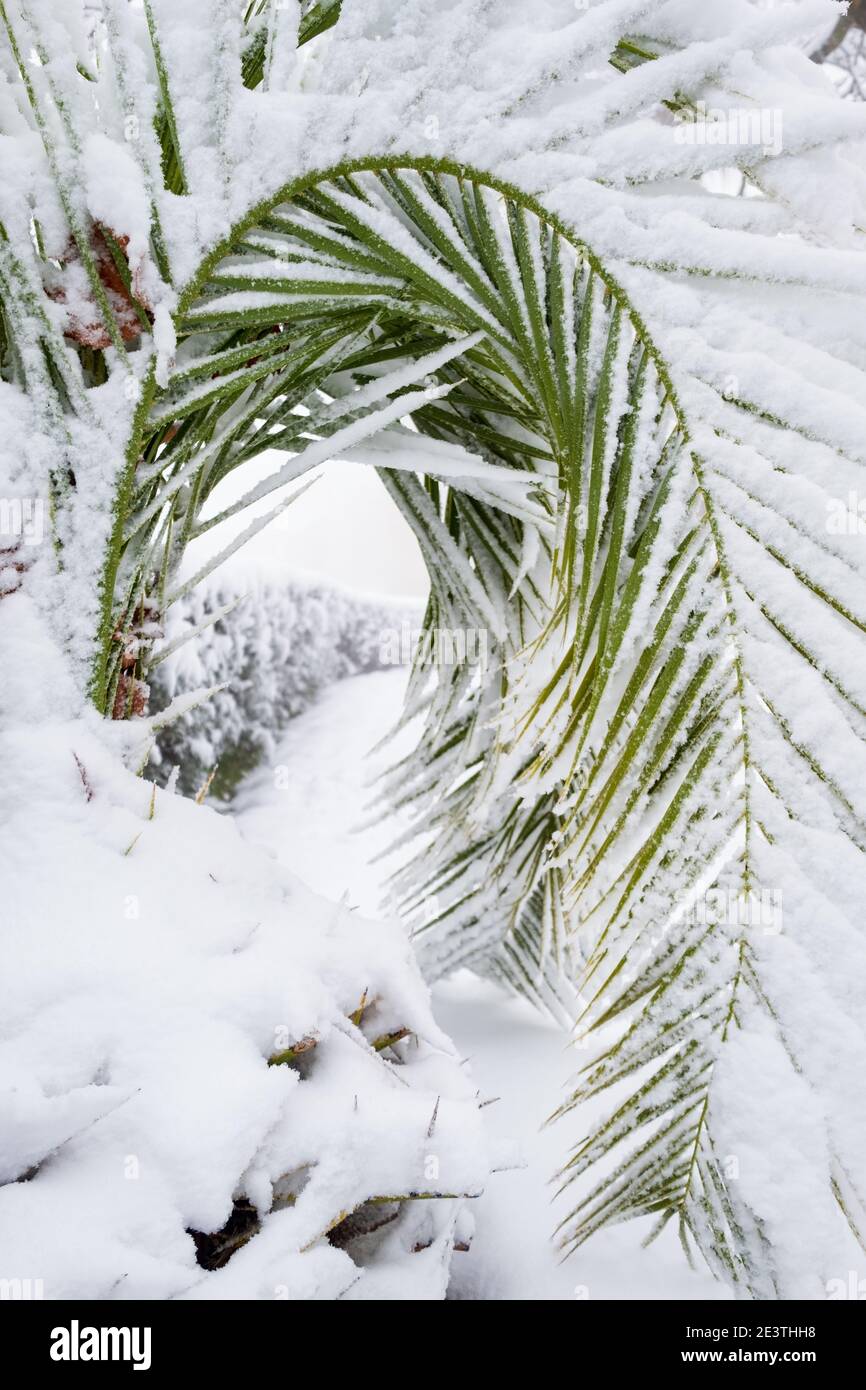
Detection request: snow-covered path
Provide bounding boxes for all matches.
[232,669,411,915]
[233,669,727,1301]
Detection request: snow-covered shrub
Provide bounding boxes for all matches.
[149,573,420,799]
[0,597,487,1299]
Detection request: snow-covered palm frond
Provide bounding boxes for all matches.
[3,0,866,1298]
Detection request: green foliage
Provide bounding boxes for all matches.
[3,0,865,1297]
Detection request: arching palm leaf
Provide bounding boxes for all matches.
[2,0,865,1299]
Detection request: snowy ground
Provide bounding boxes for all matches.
[233,669,729,1301]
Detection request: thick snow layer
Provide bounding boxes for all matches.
[234,669,419,913]
[232,664,727,1299]
[0,598,488,1300]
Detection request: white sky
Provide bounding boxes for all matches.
[184,452,430,601]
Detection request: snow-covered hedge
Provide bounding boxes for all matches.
[0,598,487,1300]
[149,573,421,800]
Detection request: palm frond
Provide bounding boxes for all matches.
[3,0,866,1298]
